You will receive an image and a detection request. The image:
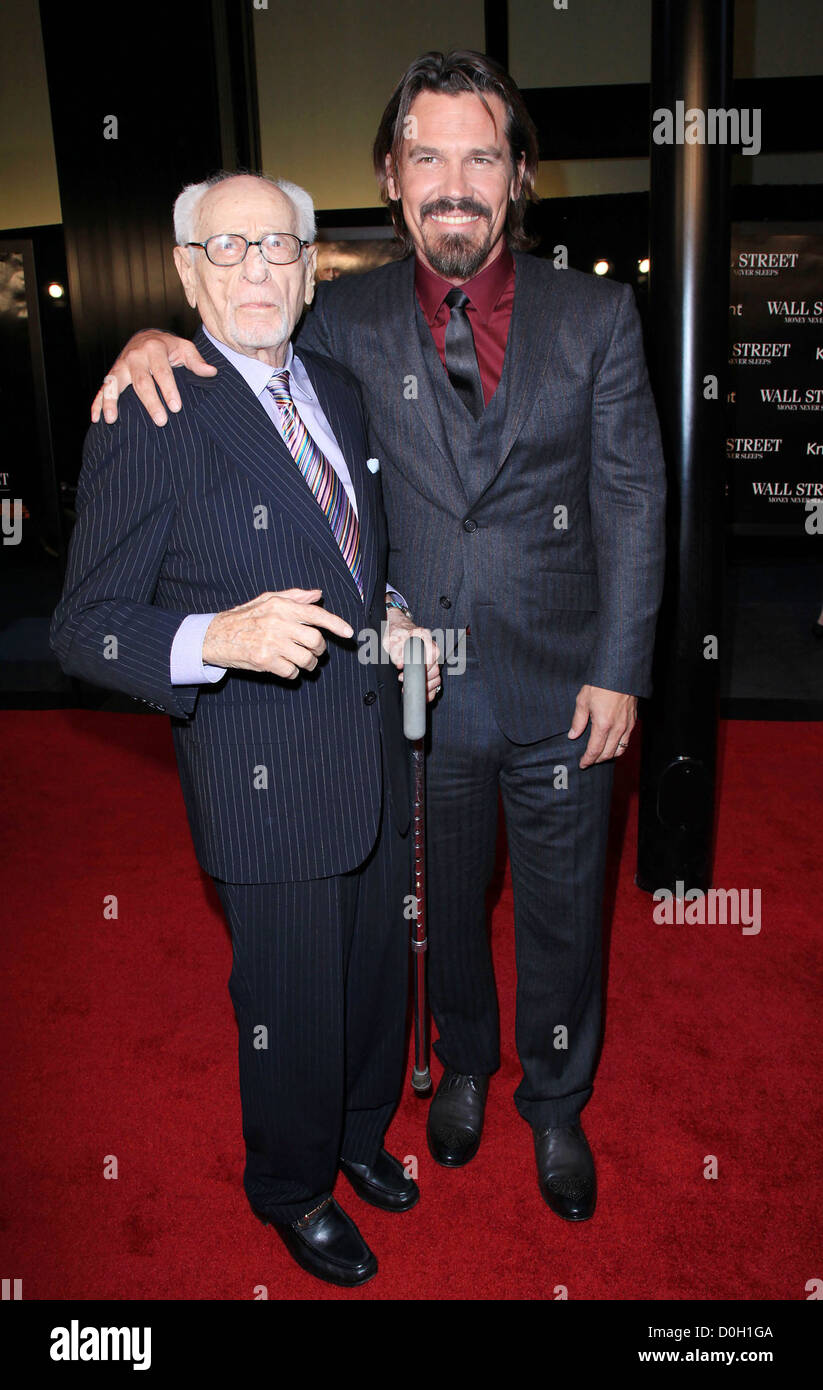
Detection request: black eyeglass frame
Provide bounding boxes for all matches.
[184,233,311,266]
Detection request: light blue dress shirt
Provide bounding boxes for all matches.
[170,327,387,686]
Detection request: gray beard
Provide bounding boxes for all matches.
[423,228,495,280]
[228,308,288,353]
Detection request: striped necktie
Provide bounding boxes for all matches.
[266,370,363,597]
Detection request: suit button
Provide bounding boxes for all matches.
[439,595,451,609]
[364,690,377,705]
[463,518,477,533]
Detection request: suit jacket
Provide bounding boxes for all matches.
[51,327,408,883]
[297,251,667,743]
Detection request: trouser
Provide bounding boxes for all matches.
[213,791,409,1223]
[427,648,614,1131]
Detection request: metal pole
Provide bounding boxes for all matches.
[410,740,431,1095]
[403,636,431,1095]
[637,0,734,894]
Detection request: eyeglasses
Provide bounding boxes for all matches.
[185,233,310,266]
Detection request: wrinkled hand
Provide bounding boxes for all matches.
[567,685,637,767]
[91,331,215,426]
[203,589,353,678]
[383,607,442,703]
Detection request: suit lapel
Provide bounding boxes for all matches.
[299,347,379,611]
[189,328,372,605]
[374,258,468,507]
[375,254,565,509]
[474,253,564,499]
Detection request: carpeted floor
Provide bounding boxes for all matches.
[1,710,820,1300]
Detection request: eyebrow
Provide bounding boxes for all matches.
[407,144,505,159]
[202,228,296,238]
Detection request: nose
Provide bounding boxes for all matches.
[241,243,270,282]
[438,157,475,203]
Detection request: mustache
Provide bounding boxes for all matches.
[420,198,491,223]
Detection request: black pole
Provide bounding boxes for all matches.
[484,0,509,72]
[637,0,733,894]
[39,0,261,402]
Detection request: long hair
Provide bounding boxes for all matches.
[373,50,540,254]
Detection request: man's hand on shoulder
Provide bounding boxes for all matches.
[202,589,354,679]
[91,330,216,427]
[568,685,637,767]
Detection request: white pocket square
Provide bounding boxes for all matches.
[366,457,380,474]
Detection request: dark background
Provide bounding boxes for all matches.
[1,0,821,714]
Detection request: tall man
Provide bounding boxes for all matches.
[93,52,667,1222]
[53,172,439,1288]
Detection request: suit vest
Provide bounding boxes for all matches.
[415,297,512,492]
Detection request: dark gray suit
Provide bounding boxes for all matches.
[298,250,666,1128]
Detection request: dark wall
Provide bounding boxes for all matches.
[38,0,259,404]
[0,223,83,529]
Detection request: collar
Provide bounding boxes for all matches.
[414,242,514,326]
[202,325,314,402]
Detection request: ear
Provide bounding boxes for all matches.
[303,244,318,306]
[385,154,400,203]
[173,245,198,308]
[510,153,527,203]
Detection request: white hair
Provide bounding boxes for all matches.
[173,171,316,250]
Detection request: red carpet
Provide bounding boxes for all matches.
[1,710,821,1300]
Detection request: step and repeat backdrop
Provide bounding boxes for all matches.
[728,223,823,531]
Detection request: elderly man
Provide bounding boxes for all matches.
[52,172,439,1288]
[93,50,666,1224]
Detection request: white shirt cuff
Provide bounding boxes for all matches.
[386,584,409,611]
[170,613,227,685]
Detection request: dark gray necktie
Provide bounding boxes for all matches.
[444,287,484,420]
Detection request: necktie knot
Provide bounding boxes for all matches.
[445,287,471,313]
[266,370,292,406]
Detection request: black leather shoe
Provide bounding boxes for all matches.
[339,1148,419,1212]
[253,1196,377,1287]
[427,1069,489,1166]
[534,1122,596,1221]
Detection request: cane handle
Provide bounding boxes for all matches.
[402,635,427,741]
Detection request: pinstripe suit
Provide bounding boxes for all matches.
[298,251,666,1128]
[51,328,411,1218]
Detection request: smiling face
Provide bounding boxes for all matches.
[385,89,524,283]
[173,175,317,365]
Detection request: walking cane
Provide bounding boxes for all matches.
[402,635,431,1096]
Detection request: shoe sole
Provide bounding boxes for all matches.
[341,1172,420,1212]
[545,1207,596,1222]
[283,1239,378,1288]
[538,1191,597,1222]
[426,1136,481,1167]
